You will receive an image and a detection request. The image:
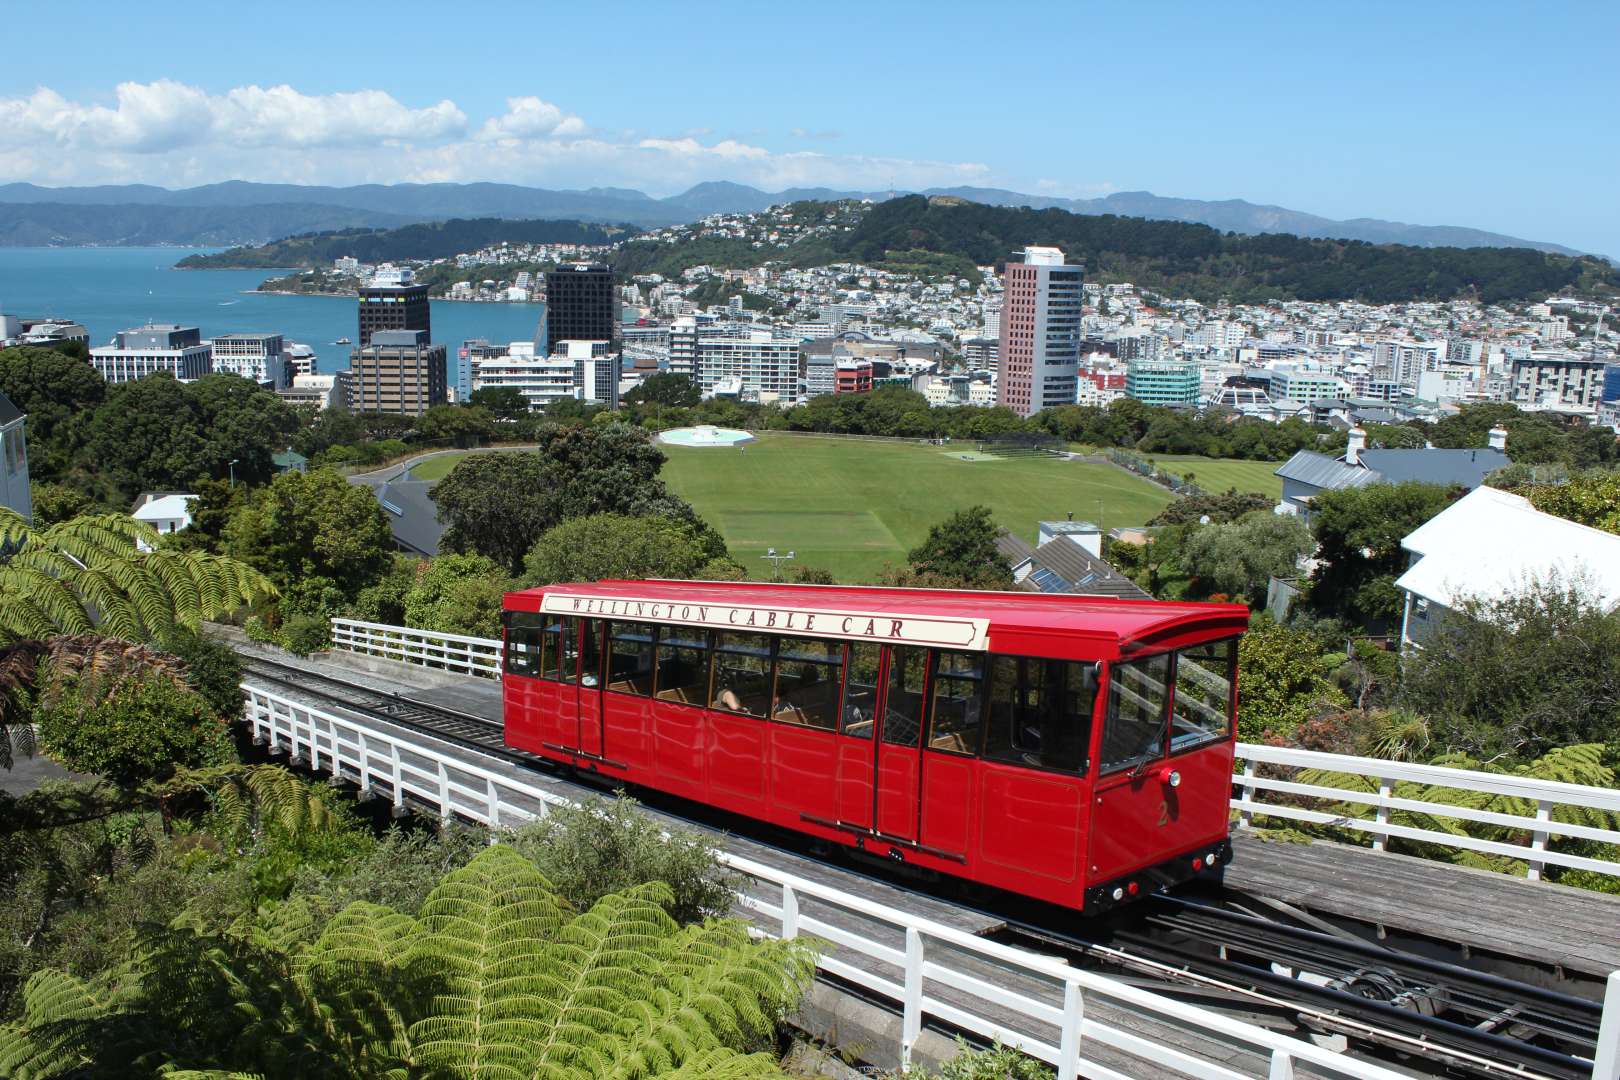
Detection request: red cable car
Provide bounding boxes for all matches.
[501,580,1249,912]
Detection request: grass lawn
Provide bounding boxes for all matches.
[405,451,471,482]
[1141,454,1284,500]
[660,434,1173,581]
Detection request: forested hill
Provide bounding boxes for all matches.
[176,217,641,269]
[831,196,1620,305]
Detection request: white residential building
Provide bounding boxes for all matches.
[132,491,195,550]
[90,325,212,384]
[209,332,288,388]
[670,318,800,401]
[0,392,32,521]
[1396,485,1620,650]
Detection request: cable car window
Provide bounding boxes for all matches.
[883,646,927,747]
[578,618,603,688]
[606,622,655,697]
[557,616,579,683]
[774,637,843,731]
[984,657,1095,774]
[1100,653,1172,774]
[712,632,772,718]
[1171,639,1236,752]
[654,628,709,706]
[928,651,984,755]
[841,643,882,738]
[504,627,542,676]
[539,620,565,681]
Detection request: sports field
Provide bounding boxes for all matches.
[1141,454,1284,499]
[659,434,1173,581]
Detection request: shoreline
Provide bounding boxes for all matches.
[248,287,541,305]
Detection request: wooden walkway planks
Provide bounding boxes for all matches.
[1226,833,1620,977]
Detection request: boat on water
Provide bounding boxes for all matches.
[333,336,352,345]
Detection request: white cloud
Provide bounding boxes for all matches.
[0,80,995,196]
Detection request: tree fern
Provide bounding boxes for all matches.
[0,509,276,646]
[0,845,817,1079]
[149,764,340,840]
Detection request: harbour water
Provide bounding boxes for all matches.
[0,247,546,375]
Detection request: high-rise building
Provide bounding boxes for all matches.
[995,247,1082,417]
[542,264,617,355]
[358,268,430,348]
[89,325,212,384]
[669,321,800,402]
[348,329,447,415]
[1125,359,1201,406]
[209,332,288,388]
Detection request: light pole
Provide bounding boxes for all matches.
[228,459,239,488]
[761,547,796,582]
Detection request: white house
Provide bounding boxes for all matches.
[132,492,196,549]
[1395,485,1620,650]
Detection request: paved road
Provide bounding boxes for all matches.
[347,444,538,486]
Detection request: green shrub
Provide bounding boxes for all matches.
[35,677,233,788]
[158,628,245,721]
[280,614,331,656]
[242,615,276,643]
[507,795,737,924]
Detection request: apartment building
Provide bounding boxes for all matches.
[209,332,288,388]
[347,330,447,416]
[89,325,212,383]
[996,246,1083,417]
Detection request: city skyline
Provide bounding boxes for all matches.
[2,1,1617,255]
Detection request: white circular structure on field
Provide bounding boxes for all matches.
[659,425,755,447]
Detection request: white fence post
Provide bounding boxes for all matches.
[1058,977,1083,1080]
[1371,776,1392,852]
[357,731,371,796]
[781,884,799,940]
[1238,759,1257,828]
[437,760,451,821]
[901,926,923,1071]
[1268,1049,1296,1080]
[390,743,404,813]
[1594,970,1620,1080]
[1527,799,1552,881]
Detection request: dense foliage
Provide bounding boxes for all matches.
[176,216,638,268]
[524,513,723,587]
[899,506,1014,589]
[831,196,1620,304]
[225,467,394,609]
[1304,482,1461,627]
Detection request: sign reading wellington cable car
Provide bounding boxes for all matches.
[540,591,989,650]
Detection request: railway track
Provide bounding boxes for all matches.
[239,655,1606,1080]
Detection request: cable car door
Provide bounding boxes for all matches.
[1090,653,1177,879]
[873,645,928,843]
[572,618,605,759]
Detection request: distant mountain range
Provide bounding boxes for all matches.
[0,179,1586,255]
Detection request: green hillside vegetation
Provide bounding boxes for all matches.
[177,217,639,269]
[831,196,1620,304]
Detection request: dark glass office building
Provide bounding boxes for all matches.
[542,264,617,354]
[358,283,431,347]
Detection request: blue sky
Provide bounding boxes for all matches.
[4,0,1617,253]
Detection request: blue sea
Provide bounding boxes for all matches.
[0,246,546,375]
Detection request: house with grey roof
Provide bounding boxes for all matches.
[350,471,448,555]
[1275,426,1508,519]
[995,525,1149,599]
[0,391,32,522]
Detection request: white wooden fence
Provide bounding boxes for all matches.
[245,682,1509,1080]
[329,618,502,678]
[1233,743,1620,883]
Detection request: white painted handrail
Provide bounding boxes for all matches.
[329,617,502,679]
[327,618,1620,884]
[1232,743,1620,882]
[242,683,1436,1080]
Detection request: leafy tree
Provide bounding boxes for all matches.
[466,385,532,422]
[0,509,276,645]
[402,553,509,637]
[0,346,105,482]
[225,468,393,600]
[1363,423,1427,450]
[623,371,701,408]
[1400,577,1620,758]
[507,796,739,925]
[348,556,419,626]
[903,506,1013,589]
[1148,488,1272,526]
[523,513,718,586]
[84,374,207,501]
[417,403,496,448]
[291,407,365,460]
[1306,482,1459,627]
[0,845,815,1079]
[435,425,725,575]
[188,373,299,486]
[1235,617,1348,739]
[1179,511,1312,605]
[166,478,242,554]
[26,483,93,527]
[34,675,231,788]
[158,627,245,721]
[1526,471,1620,534]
